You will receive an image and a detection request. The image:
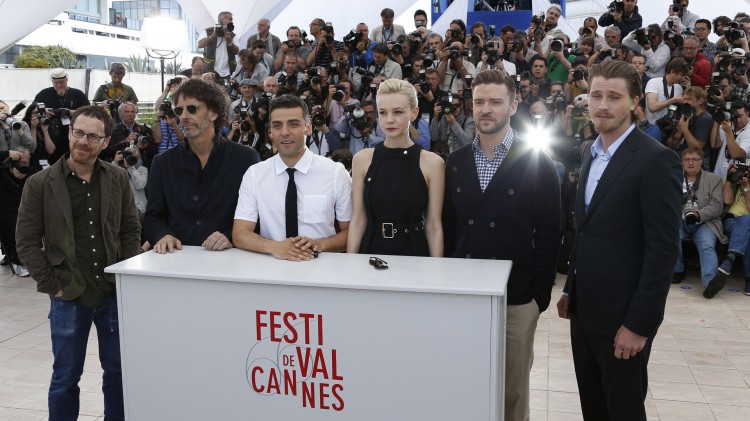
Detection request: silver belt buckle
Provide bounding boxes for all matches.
[382,223,395,239]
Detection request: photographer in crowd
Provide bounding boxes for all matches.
[307,21,344,69]
[113,144,148,222]
[0,100,35,157]
[22,103,53,172]
[708,161,750,297]
[429,94,475,155]
[180,57,205,79]
[694,19,718,62]
[663,0,700,31]
[335,100,384,154]
[645,58,689,125]
[599,0,643,42]
[197,11,239,77]
[153,77,187,153]
[0,147,32,277]
[681,35,711,88]
[623,24,672,78]
[33,68,90,164]
[102,102,156,168]
[368,43,403,81]
[247,18,281,58]
[666,87,713,165]
[672,148,726,294]
[272,26,311,72]
[92,63,139,123]
[712,102,750,178]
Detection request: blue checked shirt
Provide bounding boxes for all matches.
[472,129,515,191]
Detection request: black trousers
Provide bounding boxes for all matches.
[0,214,20,265]
[570,315,653,421]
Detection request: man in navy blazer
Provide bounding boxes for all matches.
[556,61,682,421]
[444,69,561,421]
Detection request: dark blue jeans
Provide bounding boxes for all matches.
[48,297,124,421]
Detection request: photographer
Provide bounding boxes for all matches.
[682,36,711,88]
[712,102,750,177]
[113,145,148,221]
[416,68,447,122]
[645,58,690,125]
[667,87,713,162]
[371,8,406,43]
[564,57,589,102]
[0,147,32,277]
[103,102,156,168]
[326,79,359,129]
[623,25,672,78]
[575,18,607,51]
[92,62,139,108]
[368,43,403,80]
[335,100,384,154]
[197,11,239,77]
[345,23,377,69]
[306,21,344,69]
[437,42,476,94]
[33,68,90,164]
[631,53,650,95]
[711,161,750,297]
[230,49,269,95]
[307,105,339,155]
[598,0,642,42]
[525,13,553,62]
[275,53,305,91]
[662,0,699,32]
[0,101,35,157]
[546,37,575,85]
[672,148,726,294]
[429,94,475,154]
[464,21,488,67]
[694,19,718,62]
[272,26,312,72]
[21,103,53,172]
[153,77,186,153]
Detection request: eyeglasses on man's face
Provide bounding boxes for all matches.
[71,128,107,143]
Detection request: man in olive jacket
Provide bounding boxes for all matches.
[16,105,140,421]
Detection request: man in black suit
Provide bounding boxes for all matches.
[556,61,682,421]
[444,69,560,421]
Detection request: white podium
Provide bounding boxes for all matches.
[106,246,510,420]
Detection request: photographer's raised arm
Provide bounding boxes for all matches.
[646,91,683,113]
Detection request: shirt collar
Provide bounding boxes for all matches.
[472,128,515,155]
[590,123,635,160]
[274,148,313,175]
[61,154,105,177]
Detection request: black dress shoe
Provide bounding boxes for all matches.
[704,274,727,299]
[672,272,686,284]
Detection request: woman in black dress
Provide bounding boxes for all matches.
[347,79,445,256]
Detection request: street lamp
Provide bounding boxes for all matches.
[140,16,188,91]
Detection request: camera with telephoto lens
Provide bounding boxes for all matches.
[120,149,138,167]
[307,67,321,85]
[727,160,750,184]
[726,22,746,43]
[448,47,462,61]
[550,39,565,53]
[608,0,625,13]
[664,30,683,48]
[546,93,568,112]
[214,22,235,38]
[234,100,250,120]
[439,94,455,115]
[159,100,176,120]
[464,75,474,100]
[484,43,500,65]
[710,101,736,123]
[716,53,732,71]
[531,13,544,27]
[285,40,301,49]
[573,68,589,81]
[635,28,650,46]
[732,56,748,75]
[332,84,346,101]
[509,41,524,53]
[471,33,482,45]
[670,0,682,15]
[581,27,594,38]
[682,198,700,224]
[418,69,430,93]
[343,30,363,49]
[311,105,327,127]
[450,29,462,40]
[36,102,50,126]
[489,25,496,37]
[3,101,27,130]
[53,108,71,119]
[423,48,437,67]
[252,93,273,117]
[323,22,335,43]
[389,42,403,56]
[344,103,368,131]
[657,103,694,137]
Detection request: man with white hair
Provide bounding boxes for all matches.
[247,18,281,58]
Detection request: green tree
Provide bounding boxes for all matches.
[15,45,79,68]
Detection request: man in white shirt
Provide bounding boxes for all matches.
[713,102,750,178]
[622,24,672,79]
[645,58,690,125]
[233,95,352,260]
[197,11,239,78]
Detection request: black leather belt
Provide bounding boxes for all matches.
[380,222,424,239]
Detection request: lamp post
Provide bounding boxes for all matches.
[140,16,188,91]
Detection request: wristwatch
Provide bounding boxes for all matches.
[743,187,750,193]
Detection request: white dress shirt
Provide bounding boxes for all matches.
[234,149,352,241]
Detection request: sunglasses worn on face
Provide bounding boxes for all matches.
[173,105,200,116]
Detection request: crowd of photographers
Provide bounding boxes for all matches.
[2,1,750,295]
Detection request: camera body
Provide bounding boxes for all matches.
[608,0,625,14]
[214,22,235,38]
[439,94,455,116]
[682,199,700,224]
[311,105,327,128]
[635,28,650,46]
[344,103,369,131]
[573,68,589,82]
[343,30,363,49]
[546,93,568,112]
[728,161,750,184]
[159,100,176,120]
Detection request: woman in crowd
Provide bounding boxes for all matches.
[22,103,53,172]
[347,79,445,257]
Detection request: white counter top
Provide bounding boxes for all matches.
[106,246,510,296]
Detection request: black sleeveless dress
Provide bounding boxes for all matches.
[359,143,429,256]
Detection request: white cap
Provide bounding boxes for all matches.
[732,47,746,56]
[574,94,588,106]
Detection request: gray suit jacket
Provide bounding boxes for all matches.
[692,170,728,244]
[370,24,406,43]
[16,157,141,298]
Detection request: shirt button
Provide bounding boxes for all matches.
[465,254,471,258]
[508,189,515,195]
[456,187,462,193]
[90,221,93,225]
[193,195,199,201]
[88,208,92,211]
[468,219,474,225]
[490,222,495,228]
[96,275,100,279]
[92,249,96,252]
[91,235,94,238]
[197,220,203,226]
[87,193,90,197]
[94,263,98,266]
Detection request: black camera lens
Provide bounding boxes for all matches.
[391,43,403,55]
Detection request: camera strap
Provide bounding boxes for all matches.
[306,130,322,153]
[685,171,701,197]
[663,78,674,100]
